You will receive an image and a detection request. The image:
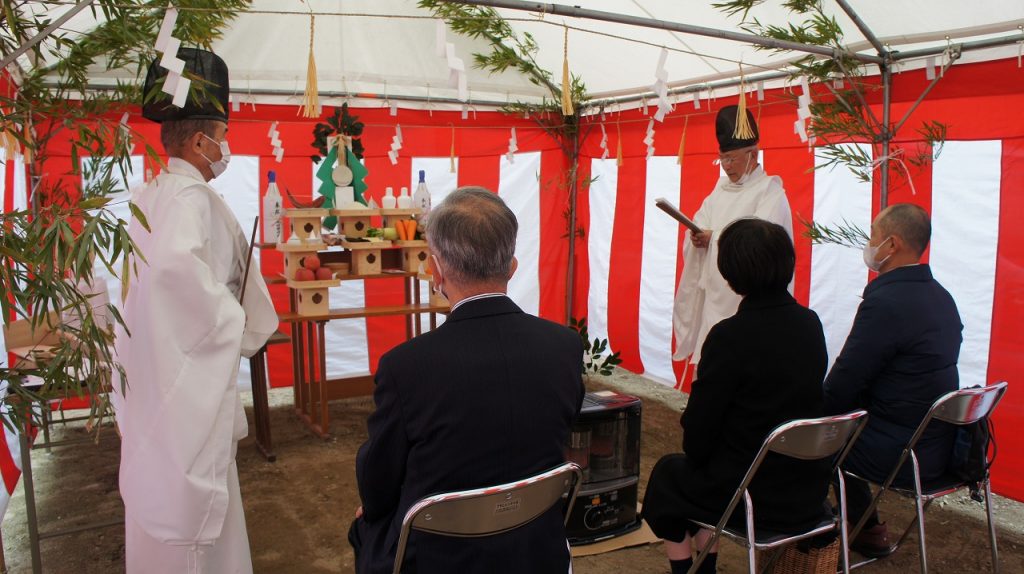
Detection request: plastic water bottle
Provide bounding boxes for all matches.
[263,170,283,243]
[413,170,431,214]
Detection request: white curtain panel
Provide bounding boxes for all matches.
[809,144,873,371]
[931,140,1002,388]
[586,158,619,350]
[638,156,682,385]
[498,151,541,316]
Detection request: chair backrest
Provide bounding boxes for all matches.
[392,462,582,574]
[929,382,1008,426]
[706,411,869,538]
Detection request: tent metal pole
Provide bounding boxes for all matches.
[588,70,791,109]
[832,0,886,56]
[0,0,96,70]
[445,0,883,64]
[893,48,961,134]
[880,61,892,210]
[893,33,1024,60]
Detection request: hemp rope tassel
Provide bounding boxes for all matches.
[560,26,574,116]
[677,115,689,166]
[616,121,623,167]
[449,125,456,173]
[733,65,755,140]
[300,14,319,118]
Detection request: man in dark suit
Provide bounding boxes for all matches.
[348,187,585,574]
[824,203,963,558]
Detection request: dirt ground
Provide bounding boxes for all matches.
[2,371,1022,573]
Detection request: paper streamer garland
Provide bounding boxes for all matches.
[267,121,284,162]
[599,123,610,160]
[154,6,189,108]
[652,47,672,122]
[388,124,403,166]
[794,76,813,146]
[119,113,135,154]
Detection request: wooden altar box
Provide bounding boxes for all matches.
[287,278,340,316]
[397,240,429,273]
[285,208,328,243]
[279,242,325,280]
[333,209,378,239]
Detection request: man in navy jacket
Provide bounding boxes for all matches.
[824,203,962,558]
[348,187,585,574]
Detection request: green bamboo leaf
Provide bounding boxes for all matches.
[128,201,150,231]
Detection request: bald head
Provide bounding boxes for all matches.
[876,203,931,258]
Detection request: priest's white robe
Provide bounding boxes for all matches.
[672,166,792,365]
[113,157,277,573]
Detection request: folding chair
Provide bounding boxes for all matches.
[392,462,582,574]
[846,381,1008,573]
[689,410,869,574]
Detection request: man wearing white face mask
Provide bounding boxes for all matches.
[672,104,793,366]
[113,48,277,574]
[823,203,962,558]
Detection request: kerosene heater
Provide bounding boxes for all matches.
[564,391,642,545]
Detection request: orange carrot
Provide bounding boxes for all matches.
[395,220,408,241]
[406,219,418,240]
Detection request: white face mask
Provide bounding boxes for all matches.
[862,236,893,272]
[200,133,231,178]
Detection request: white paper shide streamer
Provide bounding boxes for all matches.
[436,20,468,102]
[651,48,672,122]
[644,119,655,159]
[794,76,813,146]
[388,124,403,165]
[267,121,284,162]
[119,112,135,154]
[154,7,189,108]
[506,127,518,163]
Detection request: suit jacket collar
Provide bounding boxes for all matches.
[447,294,522,322]
[738,289,796,312]
[864,263,932,297]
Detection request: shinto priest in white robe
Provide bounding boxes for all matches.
[672,165,793,365]
[113,157,277,573]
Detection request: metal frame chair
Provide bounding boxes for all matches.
[689,410,870,574]
[845,381,1008,573]
[392,462,583,574]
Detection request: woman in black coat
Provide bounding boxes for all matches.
[643,218,831,574]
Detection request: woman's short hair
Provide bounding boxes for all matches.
[717,218,794,296]
[425,186,517,285]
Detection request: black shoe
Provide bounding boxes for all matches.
[851,522,895,558]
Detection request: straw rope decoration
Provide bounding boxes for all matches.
[0,122,19,159]
[299,14,319,118]
[560,26,574,116]
[677,115,689,166]
[733,64,755,140]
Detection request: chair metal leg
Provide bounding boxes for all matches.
[911,454,928,574]
[837,470,851,574]
[743,490,758,574]
[984,478,999,574]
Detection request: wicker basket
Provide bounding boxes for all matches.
[762,538,840,574]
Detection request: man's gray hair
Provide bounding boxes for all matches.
[878,203,931,257]
[160,118,220,154]
[426,186,517,284]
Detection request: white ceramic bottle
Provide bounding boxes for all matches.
[381,186,397,209]
[397,186,413,209]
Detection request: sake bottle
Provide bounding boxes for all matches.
[397,186,413,209]
[413,170,431,214]
[263,170,283,243]
[381,186,397,209]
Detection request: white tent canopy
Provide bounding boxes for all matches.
[33,0,1024,109]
